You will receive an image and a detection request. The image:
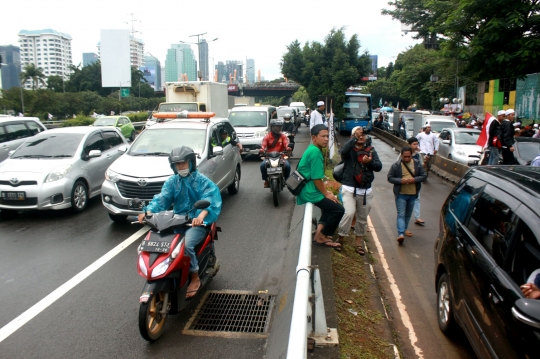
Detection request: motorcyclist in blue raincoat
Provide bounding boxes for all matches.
[138,146,222,298]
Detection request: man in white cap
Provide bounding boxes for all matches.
[310,101,326,129]
[486,110,505,165]
[500,109,518,164]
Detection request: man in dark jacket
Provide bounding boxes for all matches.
[500,109,518,164]
[487,111,504,165]
[337,126,382,255]
[387,146,426,243]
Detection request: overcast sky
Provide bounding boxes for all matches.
[0,0,419,80]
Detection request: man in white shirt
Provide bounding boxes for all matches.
[416,125,439,156]
[310,101,326,129]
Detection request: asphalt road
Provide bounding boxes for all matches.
[0,128,308,359]
[335,132,476,359]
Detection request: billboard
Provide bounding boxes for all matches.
[100,29,131,88]
[227,84,238,92]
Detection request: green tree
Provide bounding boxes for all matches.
[383,0,540,79]
[281,28,371,118]
[46,75,65,93]
[292,86,312,108]
[20,63,47,90]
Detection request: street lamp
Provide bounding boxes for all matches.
[179,34,218,81]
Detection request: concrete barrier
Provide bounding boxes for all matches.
[371,128,470,184]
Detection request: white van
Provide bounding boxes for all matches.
[228,106,276,156]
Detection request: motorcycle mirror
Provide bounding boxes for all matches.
[193,200,210,210]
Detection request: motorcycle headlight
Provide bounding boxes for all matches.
[269,158,280,168]
[255,130,268,137]
[105,168,119,183]
[151,257,171,278]
[45,164,72,183]
[139,255,148,276]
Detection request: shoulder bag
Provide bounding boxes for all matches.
[286,160,309,196]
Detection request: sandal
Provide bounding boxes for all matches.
[404,230,413,237]
[355,244,366,256]
[263,181,269,188]
[397,235,405,243]
[414,219,425,225]
[313,240,342,251]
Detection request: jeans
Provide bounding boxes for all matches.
[260,159,291,180]
[488,146,500,165]
[314,198,345,237]
[395,194,416,236]
[414,193,421,220]
[337,190,373,237]
[177,226,207,273]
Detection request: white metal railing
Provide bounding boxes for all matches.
[286,202,338,359]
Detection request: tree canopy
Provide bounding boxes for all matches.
[383,0,540,80]
[281,28,371,117]
[20,63,47,90]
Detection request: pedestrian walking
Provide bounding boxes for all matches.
[336,126,382,255]
[416,125,439,176]
[387,146,427,243]
[397,137,425,225]
[500,109,519,164]
[297,124,344,250]
[487,110,505,165]
[310,101,326,129]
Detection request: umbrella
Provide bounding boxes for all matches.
[381,106,394,112]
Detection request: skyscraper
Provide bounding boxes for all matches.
[199,39,209,81]
[164,44,197,82]
[141,55,161,91]
[0,45,22,90]
[82,52,98,67]
[247,59,255,84]
[224,60,243,83]
[18,29,73,89]
[215,61,226,83]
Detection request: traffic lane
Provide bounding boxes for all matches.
[0,197,142,329]
[363,136,475,358]
[0,129,311,358]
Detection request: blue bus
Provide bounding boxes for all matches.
[335,92,372,134]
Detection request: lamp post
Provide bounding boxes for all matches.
[179,34,218,81]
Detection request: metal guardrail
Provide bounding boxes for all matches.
[286,203,338,359]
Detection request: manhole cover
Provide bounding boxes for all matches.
[183,290,275,338]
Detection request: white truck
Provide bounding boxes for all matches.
[159,81,229,118]
[234,96,255,107]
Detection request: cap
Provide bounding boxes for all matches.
[515,128,520,132]
[498,110,507,116]
[351,126,363,136]
[513,123,520,127]
[534,124,539,128]
[317,101,325,107]
[506,109,515,115]
[311,124,328,136]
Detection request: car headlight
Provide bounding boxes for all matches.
[105,168,119,183]
[139,255,147,276]
[45,164,72,183]
[151,257,171,278]
[255,130,268,137]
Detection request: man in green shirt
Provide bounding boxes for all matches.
[297,124,344,250]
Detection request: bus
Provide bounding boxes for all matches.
[335,92,372,134]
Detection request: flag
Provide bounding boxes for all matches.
[48,113,53,120]
[379,98,383,107]
[397,102,400,110]
[476,112,494,148]
[328,112,335,159]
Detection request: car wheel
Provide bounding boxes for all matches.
[437,273,457,334]
[130,130,136,142]
[227,166,240,194]
[71,180,88,213]
[108,213,128,223]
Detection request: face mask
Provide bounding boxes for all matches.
[178,169,190,177]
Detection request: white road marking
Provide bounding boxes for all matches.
[0,226,150,343]
[368,216,424,359]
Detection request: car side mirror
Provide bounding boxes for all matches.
[212,146,223,157]
[193,200,210,210]
[88,150,102,158]
[443,140,451,144]
[118,145,128,154]
[512,298,540,329]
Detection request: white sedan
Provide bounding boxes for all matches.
[438,128,482,165]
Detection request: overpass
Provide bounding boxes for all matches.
[228,82,300,97]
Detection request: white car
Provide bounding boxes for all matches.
[438,128,482,165]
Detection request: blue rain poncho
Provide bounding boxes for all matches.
[142,171,222,224]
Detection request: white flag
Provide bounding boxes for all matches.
[328,112,335,159]
[48,113,53,120]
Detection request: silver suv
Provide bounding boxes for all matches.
[101,116,242,222]
[0,117,47,163]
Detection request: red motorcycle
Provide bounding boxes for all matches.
[133,199,220,341]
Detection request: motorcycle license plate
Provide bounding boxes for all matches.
[140,239,172,253]
[1,191,26,201]
[267,167,282,173]
[128,199,147,210]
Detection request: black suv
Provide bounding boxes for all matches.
[434,166,540,358]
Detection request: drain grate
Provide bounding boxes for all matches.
[184,290,275,338]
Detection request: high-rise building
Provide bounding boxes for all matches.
[18,29,73,89]
[96,36,144,68]
[164,44,197,82]
[140,55,161,91]
[0,45,22,90]
[246,59,255,84]
[82,52,98,67]
[199,39,209,81]
[218,60,243,84]
[215,61,226,83]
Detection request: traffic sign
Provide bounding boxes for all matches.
[121,88,130,97]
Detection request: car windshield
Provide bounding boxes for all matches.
[454,131,480,145]
[430,121,457,133]
[158,103,198,112]
[277,109,294,118]
[93,118,117,126]
[11,133,84,158]
[343,97,370,119]
[129,129,206,156]
[296,106,306,112]
[228,111,267,127]
[516,141,540,162]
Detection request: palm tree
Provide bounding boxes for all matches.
[20,63,47,90]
